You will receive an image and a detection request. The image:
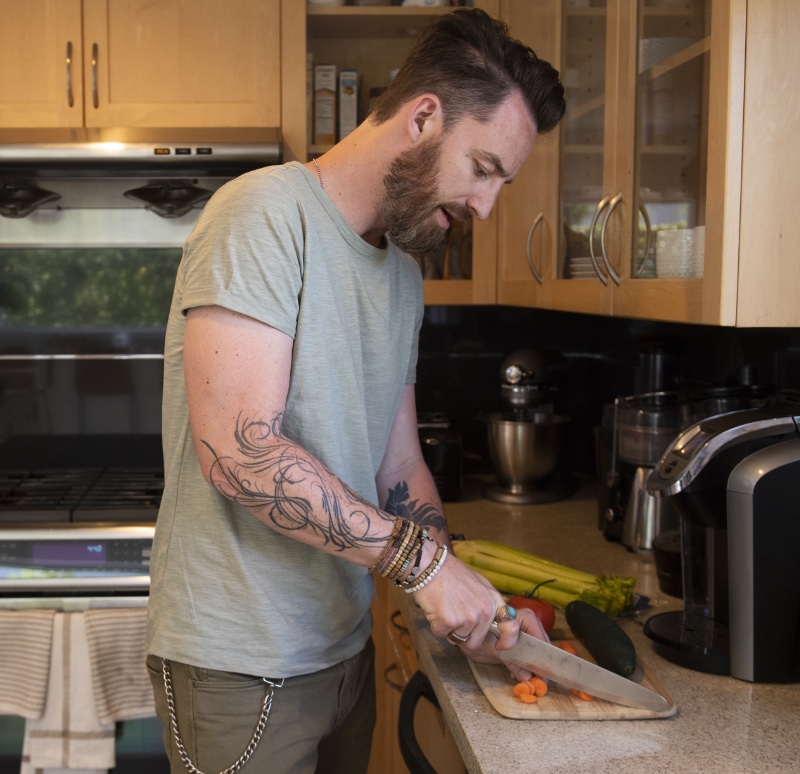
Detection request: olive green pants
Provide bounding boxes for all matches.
[146,639,376,774]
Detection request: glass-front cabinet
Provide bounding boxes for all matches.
[498,0,720,323]
[282,1,501,306]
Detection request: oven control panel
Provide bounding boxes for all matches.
[0,525,153,592]
[0,537,150,572]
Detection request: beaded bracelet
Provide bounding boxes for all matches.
[383,522,418,579]
[389,526,427,582]
[394,529,429,583]
[398,543,447,593]
[369,517,406,576]
[403,534,430,583]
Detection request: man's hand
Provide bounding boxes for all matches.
[448,606,549,684]
[412,553,530,656]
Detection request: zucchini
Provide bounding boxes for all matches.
[564,600,637,677]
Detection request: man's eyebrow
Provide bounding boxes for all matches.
[476,150,508,178]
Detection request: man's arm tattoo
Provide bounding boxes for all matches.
[385,481,447,534]
[202,413,392,551]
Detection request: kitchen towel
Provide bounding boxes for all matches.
[20,612,116,774]
[0,609,56,719]
[83,607,155,724]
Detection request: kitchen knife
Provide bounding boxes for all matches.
[490,623,670,712]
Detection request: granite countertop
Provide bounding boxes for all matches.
[394,477,800,774]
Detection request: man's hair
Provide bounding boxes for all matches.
[372,8,565,134]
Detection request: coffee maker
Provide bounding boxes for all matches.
[644,403,800,679]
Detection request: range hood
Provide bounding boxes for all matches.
[0,127,282,218]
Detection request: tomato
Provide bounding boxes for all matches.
[507,595,556,634]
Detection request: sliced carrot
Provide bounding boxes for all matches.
[512,681,532,697]
[556,640,578,656]
[530,677,548,697]
[518,692,538,704]
[570,688,594,702]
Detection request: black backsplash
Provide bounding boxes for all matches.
[1,300,799,479]
[417,306,800,476]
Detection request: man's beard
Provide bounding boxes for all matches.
[381,136,468,257]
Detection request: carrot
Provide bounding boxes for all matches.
[556,640,578,656]
[512,681,532,697]
[518,692,538,704]
[530,677,548,697]
[571,688,594,702]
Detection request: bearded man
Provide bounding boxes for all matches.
[146,8,564,774]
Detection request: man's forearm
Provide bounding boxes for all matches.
[200,411,397,559]
[382,479,448,541]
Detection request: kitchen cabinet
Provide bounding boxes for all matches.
[0,0,281,128]
[368,578,467,774]
[497,0,800,327]
[368,577,409,774]
[282,2,500,306]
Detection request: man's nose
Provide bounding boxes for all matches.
[467,182,504,221]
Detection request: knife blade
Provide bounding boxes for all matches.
[490,623,669,712]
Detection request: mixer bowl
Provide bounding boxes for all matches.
[485,412,569,503]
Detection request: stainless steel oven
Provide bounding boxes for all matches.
[0,523,167,772]
[0,127,263,772]
[0,438,168,771]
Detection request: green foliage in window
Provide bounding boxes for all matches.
[0,248,181,327]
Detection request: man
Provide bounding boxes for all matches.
[146,8,565,774]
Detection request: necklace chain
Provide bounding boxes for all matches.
[312,157,324,190]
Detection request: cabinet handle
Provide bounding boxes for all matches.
[600,191,622,286]
[525,212,544,285]
[65,42,74,107]
[390,609,409,635]
[91,43,99,109]
[384,662,405,693]
[588,195,610,286]
[636,200,653,277]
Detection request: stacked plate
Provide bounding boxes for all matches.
[568,255,596,279]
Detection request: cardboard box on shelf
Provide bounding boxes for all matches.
[306,52,314,147]
[314,64,337,146]
[338,69,358,140]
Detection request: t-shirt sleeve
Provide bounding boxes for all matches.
[404,255,424,385]
[178,170,305,340]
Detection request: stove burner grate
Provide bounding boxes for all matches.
[0,467,163,523]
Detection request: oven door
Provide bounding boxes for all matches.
[0,593,168,773]
[0,525,168,772]
[0,594,168,773]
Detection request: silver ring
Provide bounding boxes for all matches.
[446,630,469,645]
[494,604,517,624]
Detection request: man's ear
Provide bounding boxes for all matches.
[407,94,443,142]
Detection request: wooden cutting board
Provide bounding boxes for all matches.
[468,639,678,720]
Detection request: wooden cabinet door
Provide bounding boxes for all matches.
[0,0,84,127]
[82,0,281,128]
[368,578,411,774]
[499,0,615,316]
[299,1,500,306]
[496,0,562,309]
[723,0,800,327]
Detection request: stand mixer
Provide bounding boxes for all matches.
[484,350,576,504]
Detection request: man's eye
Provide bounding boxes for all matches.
[475,166,488,178]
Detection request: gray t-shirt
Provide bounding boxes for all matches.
[147,161,424,677]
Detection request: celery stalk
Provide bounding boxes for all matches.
[459,540,600,591]
[464,565,579,609]
[452,545,581,594]
[452,540,636,617]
